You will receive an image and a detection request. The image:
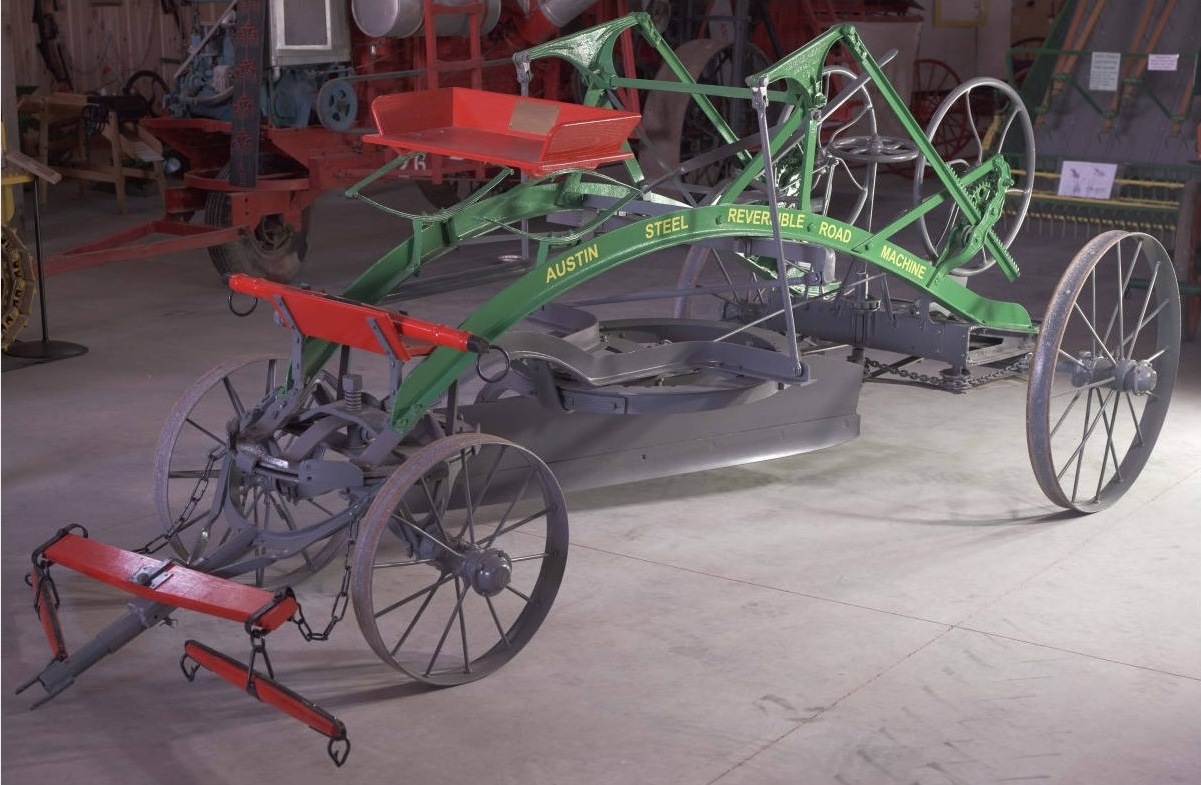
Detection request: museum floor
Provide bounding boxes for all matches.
[2,180,1198,785]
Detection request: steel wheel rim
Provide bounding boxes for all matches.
[153,355,351,587]
[352,433,568,686]
[1027,231,1181,512]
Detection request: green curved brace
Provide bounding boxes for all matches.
[515,13,743,172]
[384,205,1035,435]
[300,181,575,375]
[515,13,648,92]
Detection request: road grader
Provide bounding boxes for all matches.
[17,12,1181,767]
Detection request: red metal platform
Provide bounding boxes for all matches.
[36,532,297,632]
[364,88,640,176]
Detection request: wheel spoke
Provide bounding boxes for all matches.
[156,356,355,588]
[485,596,511,649]
[388,578,449,658]
[1047,388,1083,439]
[509,552,548,564]
[1070,299,1119,366]
[1054,387,1115,484]
[183,417,227,447]
[1095,392,1125,498]
[486,466,537,547]
[467,444,507,523]
[418,474,453,543]
[391,511,458,559]
[503,583,533,603]
[377,572,451,623]
[461,448,478,545]
[1123,297,1170,359]
[425,577,470,677]
[1050,375,1116,397]
[221,376,246,418]
[484,505,551,548]
[1123,391,1147,447]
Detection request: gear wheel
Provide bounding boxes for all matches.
[2,225,36,350]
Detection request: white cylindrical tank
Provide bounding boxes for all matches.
[352,0,502,38]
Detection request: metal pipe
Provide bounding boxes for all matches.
[173,0,237,86]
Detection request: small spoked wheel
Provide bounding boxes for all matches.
[827,134,920,165]
[154,355,352,587]
[352,432,568,686]
[1027,231,1181,512]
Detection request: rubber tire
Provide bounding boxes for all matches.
[204,163,311,282]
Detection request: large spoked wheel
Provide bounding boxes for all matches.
[122,69,170,118]
[1027,231,1181,512]
[673,66,874,321]
[914,77,1035,275]
[352,432,568,686]
[154,355,352,587]
[204,162,311,282]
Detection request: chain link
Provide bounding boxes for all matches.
[137,436,364,643]
[863,353,1031,393]
[292,514,361,642]
[137,447,222,555]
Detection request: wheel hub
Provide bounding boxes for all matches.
[459,547,513,597]
[1114,357,1158,395]
[253,216,294,256]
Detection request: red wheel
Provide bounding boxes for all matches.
[1010,36,1045,88]
[911,59,969,160]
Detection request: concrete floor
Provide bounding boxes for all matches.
[2,180,1198,785]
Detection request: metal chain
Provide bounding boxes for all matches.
[292,515,360,642]
[137,447,222,555]
[863,353,1030,393]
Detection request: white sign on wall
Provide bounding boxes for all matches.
[1089,52,1121,91]
[1058,161,1118,200]
[1147,53,1179,71]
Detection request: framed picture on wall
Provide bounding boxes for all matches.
[934,0,989,28]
